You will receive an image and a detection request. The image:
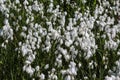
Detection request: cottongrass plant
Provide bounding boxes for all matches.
[0,0,120,80]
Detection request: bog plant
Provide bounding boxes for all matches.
[0,0,120,80]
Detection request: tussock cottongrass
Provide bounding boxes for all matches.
[0,0,120,80]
